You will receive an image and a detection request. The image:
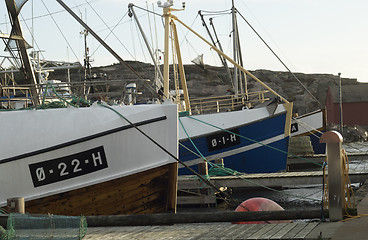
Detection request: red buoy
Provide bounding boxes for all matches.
[233,197,290,224]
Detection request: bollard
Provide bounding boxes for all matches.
[198,162,208,176]
[7,197,25,214]
[214,158,224,165]
[320,131,344,221]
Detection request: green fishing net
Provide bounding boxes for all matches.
[0,213,87,240]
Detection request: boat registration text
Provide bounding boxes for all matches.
[29,146,108,187]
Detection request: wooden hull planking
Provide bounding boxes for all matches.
[23,162,178,216]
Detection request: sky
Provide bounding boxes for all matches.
[1,0,368,82]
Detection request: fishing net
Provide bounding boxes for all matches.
[0,213,87,240]
[208,163,241,176]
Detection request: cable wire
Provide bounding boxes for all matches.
[40,0,81,64]
[236,9,322,108]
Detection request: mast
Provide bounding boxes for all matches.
[209,17,233,86]
[231,0,238,95]
[128,4,164,92]
[56,0,130,68]
[163,5,171,99]
[231,0,248,97]
[198,10,232,85]
[157,0,190,111]
[173,16,289,103]
[5,0,39,105]
[235,16,247,96]
[80,28,91,97]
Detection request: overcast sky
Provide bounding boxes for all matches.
[1,0,367,82]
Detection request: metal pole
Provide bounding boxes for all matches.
[199,11,232,85]
[163,7,171,99]
[173,16,289,103]
[56,0,125,66]
[231,0,238,95]
[171,22,190,111]
[338,73,343,134]
[209,17,233,87]
[5,0,39,105]
[129,4,164,85]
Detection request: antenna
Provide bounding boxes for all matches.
[157,0,173,8]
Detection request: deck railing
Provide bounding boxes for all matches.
[178,90,270,115]
[0,86,32,108]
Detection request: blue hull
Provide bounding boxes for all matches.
[310,131,326,154]
[179,112,289,175]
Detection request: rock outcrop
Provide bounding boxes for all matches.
[48,61,360,115]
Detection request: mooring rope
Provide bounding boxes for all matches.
[178,121,321,202]
[97,102,237,206]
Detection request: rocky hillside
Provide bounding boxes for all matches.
[50,61,359,115]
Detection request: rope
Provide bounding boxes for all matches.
[236,9,322,108]
[179,128,321,202]
[41,0,81,64]
[90,11,129,58]
[342,149,355,210]
[84,0,138,65]
[0,1,99,26]
[97,103,235,204]
[208,163,241,177]
[323,148,356,216]
[43,82,80,108]
[179,118,208,162]
[179,142,240,177]
[19,14,46,61]
[0,208,8,214]
[292,117,324,138]
[133,18,148,63]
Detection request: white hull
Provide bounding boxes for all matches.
[291,109,325,137]
[0,102,178,207]
[179,104,288,140]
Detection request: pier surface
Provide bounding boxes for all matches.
[83,204,368,240]
[84,218,368,239]
[84,222,338,239]
[83,178,368,239]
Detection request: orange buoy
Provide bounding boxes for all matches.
[233,197,291,224]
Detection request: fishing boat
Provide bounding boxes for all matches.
[197,2,326,158]
[0,103,178,216]
[290,109,327,154]
[0,0,178,216]
[129,2,293,175]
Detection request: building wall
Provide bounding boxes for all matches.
[325,86,368,126]
[327,102,368,126]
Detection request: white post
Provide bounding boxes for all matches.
[7,197,25,214]
[320,131,344,221]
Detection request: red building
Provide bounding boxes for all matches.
[325,84,368,128]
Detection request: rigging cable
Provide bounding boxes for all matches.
[98,102,236,205]
[236,9,322,108]
[187,115,323,167]
[40,0,81,64]
[132,4,162,17]
[73,1,161,97]
[19,14,46,61]
[0,0,99,26]
[179,14,199,47]
[133,16,148,63]
[84,0,138,64]
[90,11,129,58]
[178,122,321,202]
